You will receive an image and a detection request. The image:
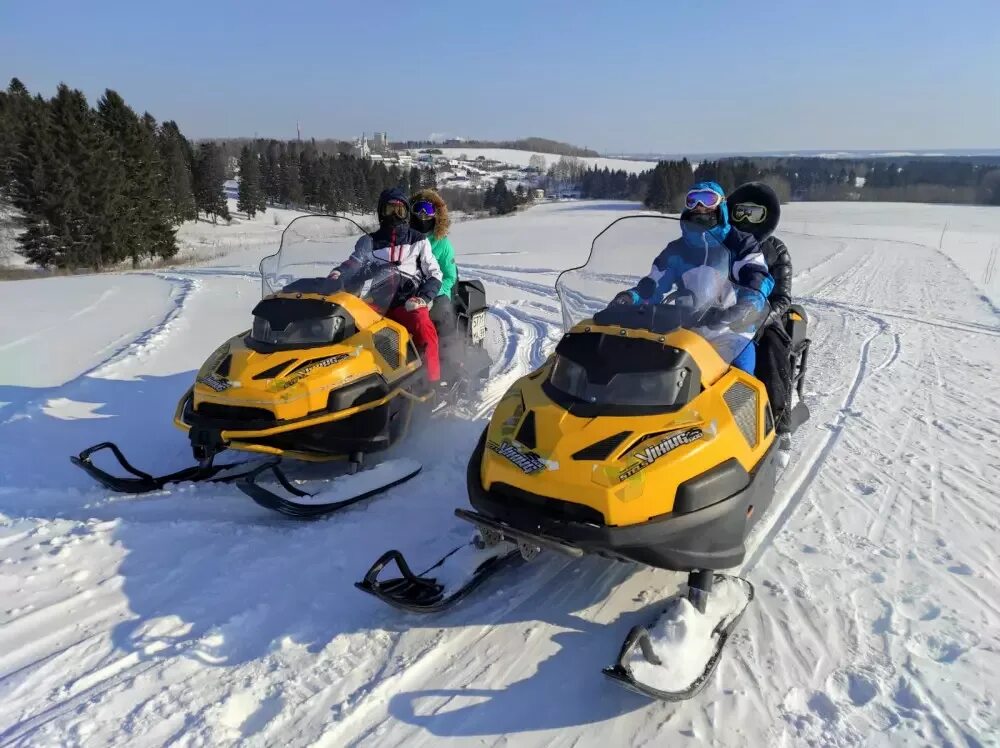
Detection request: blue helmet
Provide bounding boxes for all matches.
[681,180,730,247]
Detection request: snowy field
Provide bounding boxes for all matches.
[434,147,659,174]
[1,200,999,746]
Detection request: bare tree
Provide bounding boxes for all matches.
[528,153,547,172]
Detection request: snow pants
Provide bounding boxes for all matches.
[755,322,792,430]
[387,305,441,382]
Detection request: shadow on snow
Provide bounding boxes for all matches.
[0,372,678,737]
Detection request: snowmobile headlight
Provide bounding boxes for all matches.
[252,315,345,347]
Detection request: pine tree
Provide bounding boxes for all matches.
[0,78,33,197]
[193,142,229,222]
[644,163,671,212]
[97,91,176,265]
[16,85,124,269]
[237,144,265,218]
[157,121,196,223]
[11,92,61,266]
[278,143,303,207]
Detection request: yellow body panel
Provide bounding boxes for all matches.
[173,291,427,453]
[482,322,775,528]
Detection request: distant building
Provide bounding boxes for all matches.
[224,179,240,200]
[532,189,545,200]
[373,131,389,151]
[352,134,371,159]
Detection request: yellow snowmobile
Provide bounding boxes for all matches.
[72,215,492,517]
[358,213,811,700]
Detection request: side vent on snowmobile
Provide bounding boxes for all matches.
[406,341,420,365]
[723,382,759,447]
[572,431,631,461]
[252,359,297,380]
[373,328,402,369]
[516,411,537,449]
[216,354,232,377]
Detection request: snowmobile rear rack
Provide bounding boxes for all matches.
[355,542,522,613]
[238,459,422,519]
[602,574,754,701]
[70,441,263,494]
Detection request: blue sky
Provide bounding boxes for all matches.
[2,0,998,154]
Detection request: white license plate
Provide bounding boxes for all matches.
[470,311,487,344]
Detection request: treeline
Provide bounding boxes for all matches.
[232,140,436,218]
[578,154,1000,209]
[214,137,354,166]
[394,136,599,158]
[0,77,446,269]
[0,78,232,269]
[430,179,531,217]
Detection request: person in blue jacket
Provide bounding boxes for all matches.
[614,181,775,374]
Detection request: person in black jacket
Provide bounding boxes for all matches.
[728,183,795,432]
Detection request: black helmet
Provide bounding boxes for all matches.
[727,182,781,240]
[377,187,410,227]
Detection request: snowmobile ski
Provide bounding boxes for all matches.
[356,537,523,613]
[238,458,422,519]
[602,574,754,701]
[70,441,267,494]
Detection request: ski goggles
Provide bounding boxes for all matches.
[685,188,725,210]
[412,200,436,218]
[731,202,767,224]
[380,201,408,219]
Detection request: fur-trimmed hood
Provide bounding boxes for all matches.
[410,188,450,240]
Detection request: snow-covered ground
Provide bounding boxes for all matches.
[434,147,659,174]
[1,201,999,746]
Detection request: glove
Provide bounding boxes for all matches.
[327,270,342,280]
[612,290,640,306]
[405,296,428,312]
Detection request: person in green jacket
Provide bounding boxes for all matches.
[410,188,459,335]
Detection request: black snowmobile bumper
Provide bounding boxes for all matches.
[464,433,778,572]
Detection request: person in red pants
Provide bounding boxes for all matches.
[329,188,444,383]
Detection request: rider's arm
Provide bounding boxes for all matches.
[414,236,443,301]
[332,235,373,277]
[433,236,458,299]
[726,231,774,310]
[764,236,792,318]
[631,241,683,302]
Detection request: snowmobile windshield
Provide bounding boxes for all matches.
[258,214,412,315]
[554,215,771,371]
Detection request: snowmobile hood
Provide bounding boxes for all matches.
[474,320,776,528]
